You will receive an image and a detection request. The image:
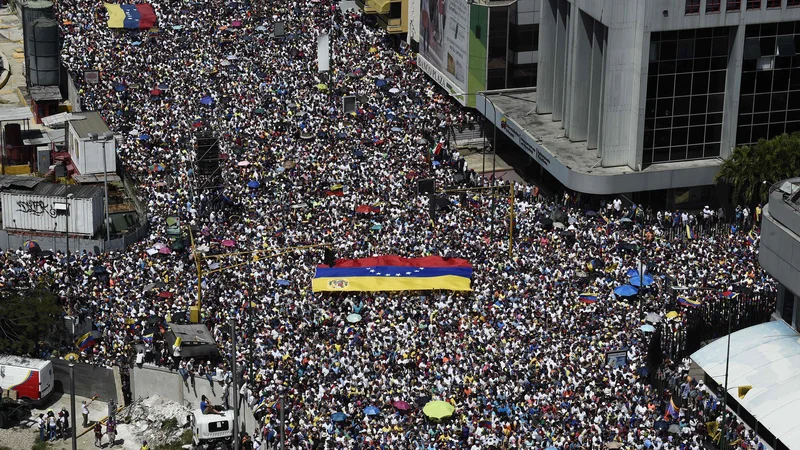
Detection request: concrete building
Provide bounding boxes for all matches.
[478,0,800,198]
[413,0,540,107]
[760,178,800,332]
[355,0,410,34]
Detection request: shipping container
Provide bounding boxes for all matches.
[1,183,103,236]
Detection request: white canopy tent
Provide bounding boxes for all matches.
[691,321,800,449]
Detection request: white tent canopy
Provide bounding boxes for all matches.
[691,321,800,449]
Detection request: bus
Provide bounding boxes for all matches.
[0,355,54,403]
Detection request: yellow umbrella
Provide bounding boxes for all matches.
[316,83,328,91]
[422,401,455,420]
[665,311,680,320]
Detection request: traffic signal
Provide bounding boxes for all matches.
[323,248,336,267]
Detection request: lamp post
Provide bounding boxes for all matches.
[480,93,499,238]
[88,132,115,252]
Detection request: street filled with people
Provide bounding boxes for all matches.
[0,0,778,448]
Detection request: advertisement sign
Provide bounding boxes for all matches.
[419,0,470,94]
[606,348,629,368]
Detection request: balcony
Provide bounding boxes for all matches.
[376,15,405,34]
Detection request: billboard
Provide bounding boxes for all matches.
[419,0,487,107]
[419,0,469,92]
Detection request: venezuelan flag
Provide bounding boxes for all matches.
[75,332,96,351]
[664,396,680,419]
[746,228,758,245]
[578,293,599,304]
[142,333,154,344]
[686,224,695,240]
[104,3,157,29]
[720,291,738,299]
[678,296,701,308]
[312,256,472,292]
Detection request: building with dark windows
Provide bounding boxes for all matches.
[761,178,800,332]
[410,0,540,107]
[475,0,800,199]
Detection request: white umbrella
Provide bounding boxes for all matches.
[388,87,400,94]
[645,312,662,323]
[553,222,565,229]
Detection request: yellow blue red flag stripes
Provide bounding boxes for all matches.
[105,3,157,29]
[664,396,680,419]
[312,256,472,292]
[678,296,701,308]
[75,332,96,351]
[578,293,599,304]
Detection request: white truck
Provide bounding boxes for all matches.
[0,355,54,403]
[189,408,235,450]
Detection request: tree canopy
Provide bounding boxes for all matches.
[0,288,63,355]
[715,133,800,206]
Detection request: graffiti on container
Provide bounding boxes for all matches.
[16,200,58,218]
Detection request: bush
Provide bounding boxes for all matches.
[154,429,194,450]
[31,438,49,450]
[160,417,178,432]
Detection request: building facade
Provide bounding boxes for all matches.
[760,179,800,332]
[477,0,800,195]
[356,0,410,34]
[413,0,540,107]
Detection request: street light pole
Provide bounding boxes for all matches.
[719,297,733,450]
[230,317,239,450]
[88,132,114,252]
[69,361,77,450]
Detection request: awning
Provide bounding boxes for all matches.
[368,0,391,14]
[691,321,800,449]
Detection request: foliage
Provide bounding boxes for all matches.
[161,417,178,432]
[31,438,49,450]
[715,133,800,206]
[0,288,63,355]
[155,429,193,450]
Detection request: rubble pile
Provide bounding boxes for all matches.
[117,395,191,447]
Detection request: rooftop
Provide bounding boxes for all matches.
[29,85,62,102]
[68,111,111,139]
[3,181,102,200]
[479,89,723,194]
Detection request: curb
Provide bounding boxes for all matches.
[0,52,10,90]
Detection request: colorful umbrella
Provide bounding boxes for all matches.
[221,239,236,247]
[316,83,328,91]
[158,291,173,298]
[393,401,410,411]
[629,274,654,287]
[640,324,656,333]
[363,405,380,416]
[422,401,455,419]
[614,285,639,297]
[346,313,362,323]
[331,412,347,422]
[158,247,172,255]
[150,89,162,96]
[200,96,215,106]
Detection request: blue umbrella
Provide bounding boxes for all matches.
[375,79,387,87]
[432,161,441,167]
[131,41,142,46]
[370,224,382,230]
[200,95,215,106]
[138,134,150,141]
[247,180,260,188]
[640,324,656,333]
[497,406,511,415]
[626,268,640,278]
[363,406,380,416]
[331,412,347,422]
[614,285,639,297]
[172,25,184,30]
[277,279,290,286]
[113,84,126,92]
[158,83,169,90]
[630,274,654,287]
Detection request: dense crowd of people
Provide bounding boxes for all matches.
[0,0,778,447]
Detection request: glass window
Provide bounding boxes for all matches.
[671,146,688,160]
[705,143,721,157]
[686,0,701,14]
[659,75,675,97]
[777,36,796,56]
[746,0,762,9]
[727,0,742,10]
[688,145,705,159]
[790,0,800,6]
[767,0,782,7]
[708,0,722,11]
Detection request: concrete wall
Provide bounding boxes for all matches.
[760,199,800,300]
[131,365,258,436]
[51,359,119,403]
[0,219,148,254]
[66,72,81,113]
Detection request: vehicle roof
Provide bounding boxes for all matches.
[0,355,52,370]
[194,410,235,423]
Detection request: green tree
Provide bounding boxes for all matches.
[715,133,800,206]
[0,288,63,355]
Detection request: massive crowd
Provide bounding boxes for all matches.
[0,0,778,447]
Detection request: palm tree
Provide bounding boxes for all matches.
[715,133,800,206]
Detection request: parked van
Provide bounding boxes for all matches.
[0,355,54,403]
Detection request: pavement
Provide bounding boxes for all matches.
[0,7,25,104]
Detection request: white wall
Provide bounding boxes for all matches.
[407,0,421,44]
[69,134,117,175]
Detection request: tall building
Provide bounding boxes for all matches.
[478,0,800,198]
[355,0,410,34]
[761,178,800,331]
[412,0,540,107]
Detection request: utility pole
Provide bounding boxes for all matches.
[279,395,285,450]
[88,132,115,252]
[719,296,733,450]
[230,317,239,450]
[69,361,77,450]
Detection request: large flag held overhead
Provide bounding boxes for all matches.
[312,256,472,292]
[75,332,96,351]
[105,3,157,29]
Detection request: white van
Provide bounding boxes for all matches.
[189,408,235,449]
[0,355,54,403]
